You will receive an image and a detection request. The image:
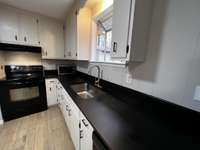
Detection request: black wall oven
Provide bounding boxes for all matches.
[0,66,47,121]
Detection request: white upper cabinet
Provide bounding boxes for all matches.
[111,0,132,58]
[0,4,65,59]
[0,6,19,44]
[0,5,40,46]
[111,0,153,62]
[64,1,91,61]
[19,13,39,46]
[77,7,91,61]
[39,17,65,59]
[64,3,78,60]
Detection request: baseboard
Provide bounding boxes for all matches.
[0,120,3,125]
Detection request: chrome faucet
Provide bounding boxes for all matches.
[88,65,102,88]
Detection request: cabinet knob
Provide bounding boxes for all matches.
[24,36,27,42]
[80,130,83,139]
[113,42,117,53]
[15,35,18,41]
[82,119,89,127]
[68,109,71,116]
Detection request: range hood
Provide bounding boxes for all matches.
[0,43,42,53]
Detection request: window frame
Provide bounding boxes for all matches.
[90,5,126,65]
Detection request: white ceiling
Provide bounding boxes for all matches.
[0,0,74,21]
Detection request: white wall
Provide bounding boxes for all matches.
[77,0,200,112]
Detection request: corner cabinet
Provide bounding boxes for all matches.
[39,17,65,59]
[111,0,153,62]
[64,2,91,61]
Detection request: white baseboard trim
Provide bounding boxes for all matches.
[0,120,4,125]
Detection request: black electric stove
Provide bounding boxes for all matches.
[0,65,47,121]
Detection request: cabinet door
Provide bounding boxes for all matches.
[19,14,39,46]
[111,0,132,58]
[64,16,71,59]
[70,108,80,150]
[70,8,78,60]
[77,7,91,60]
[80,114,93,150]
[39,17,65,59]
[65,5,78,60]
[45,79,58,107]
[0,6,19,44]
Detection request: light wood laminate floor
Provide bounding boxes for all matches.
[0,106,75,150]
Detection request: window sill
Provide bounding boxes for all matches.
[89,61,128,67]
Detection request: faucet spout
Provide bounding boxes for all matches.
[88,65,102,88]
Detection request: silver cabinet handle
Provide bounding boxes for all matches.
[15,35,17,40]
[66,105,69,111]
[80,130,83,139]
[82,119,88,127]
[24,36,27,42]
[68,109,71,116]
[113,42,117,53]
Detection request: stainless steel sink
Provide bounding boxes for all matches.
[71,83,95,99]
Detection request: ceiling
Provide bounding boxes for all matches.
[0,0,74,21]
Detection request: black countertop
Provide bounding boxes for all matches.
[56,73,200,150]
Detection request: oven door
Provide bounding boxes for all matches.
[0,79,47,121]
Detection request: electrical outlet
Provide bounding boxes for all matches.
[126,73,132,84]
[194,86,200,101]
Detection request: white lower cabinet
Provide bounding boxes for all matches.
[45,79,58,107]
[57,80,94,150]
[80,112,94,150]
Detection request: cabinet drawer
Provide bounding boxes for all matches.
[80,111,93,131]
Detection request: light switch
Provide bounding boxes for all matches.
[194,86,200,101]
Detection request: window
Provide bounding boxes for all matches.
[96,15,113,62]
[91,6,124,64]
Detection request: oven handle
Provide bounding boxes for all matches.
[6,80,44,86]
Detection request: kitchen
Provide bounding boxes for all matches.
[0,0,200,150]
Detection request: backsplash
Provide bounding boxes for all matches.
[0,51,76,75]
[3,52,42,65]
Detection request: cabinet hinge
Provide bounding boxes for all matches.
[126,45,129,54]
[79,122,81,128]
